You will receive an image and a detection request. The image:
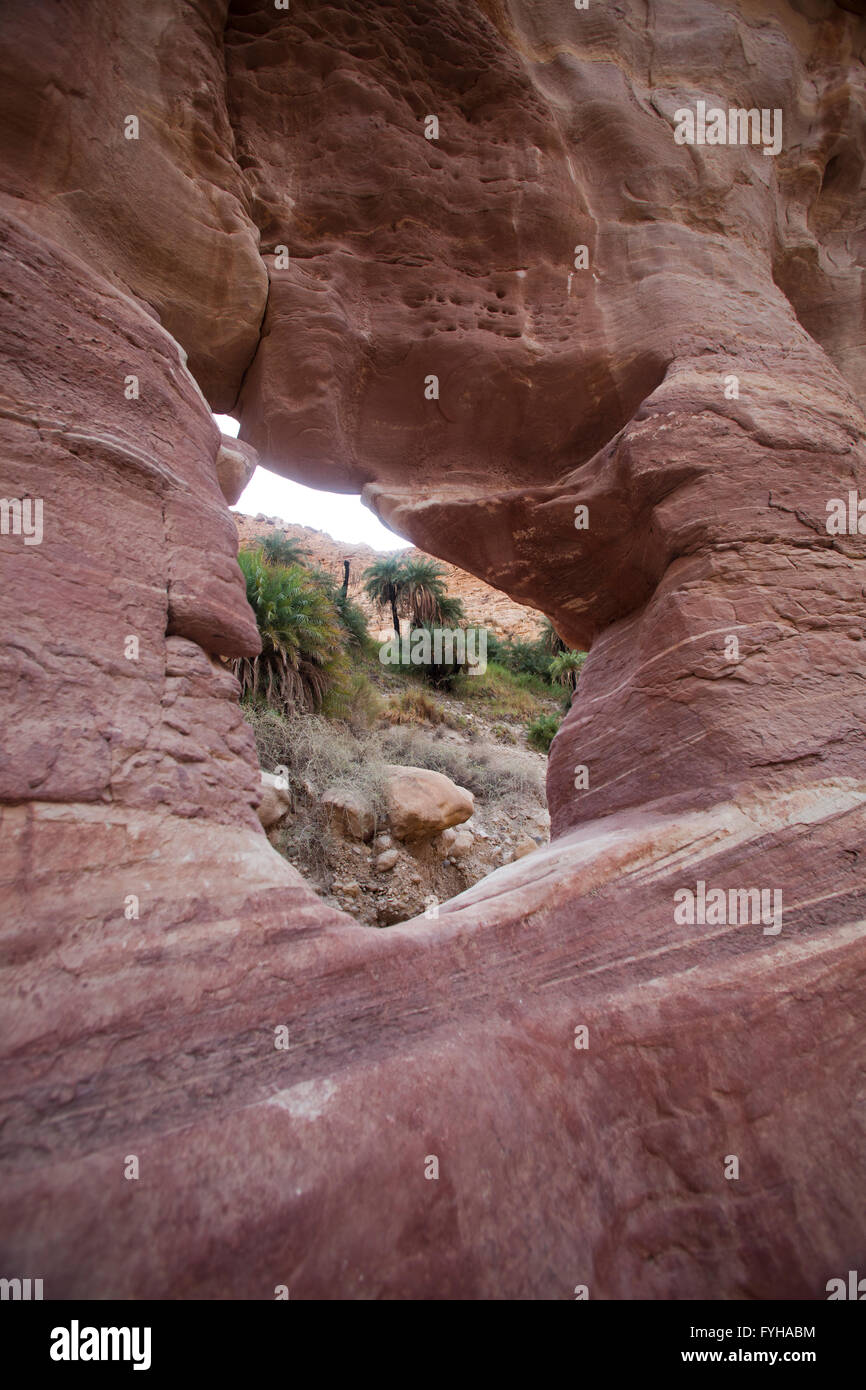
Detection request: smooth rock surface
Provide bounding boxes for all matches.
[257,770,292,829]
[385,766,475,843]
[374,849,400,873]
[450,828,475,860]
[322,787,376,842]
[217,437,258,507]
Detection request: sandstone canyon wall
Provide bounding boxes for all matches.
[1,0,864,1299]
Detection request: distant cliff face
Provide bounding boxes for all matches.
[234,512,546,641]
[1,0,865,1300]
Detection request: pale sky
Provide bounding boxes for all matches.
[215,414,411,552]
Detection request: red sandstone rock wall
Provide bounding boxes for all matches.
[1,0,865,1300]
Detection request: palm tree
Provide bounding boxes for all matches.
[362,555,407,636]
[256,532,311,567]
[401,557,450,626]
[549,649,587,693]
[311,566,370,649]
[234,548,346,711]
[436,594,465,625]
[364,554,466,636]
[539,616,567,656]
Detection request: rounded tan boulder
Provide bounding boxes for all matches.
[384,765,473,843]
[510,834,538,862]
[216,436,258,507]
[322,787,376,842]
[257,771,292,829]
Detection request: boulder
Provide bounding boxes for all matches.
[374,849,400,873]
[510,834,538,862]
[215,436,258,506]
[450,828,475,859]
[322,787,375,841]
[257,770,292,828]
[384,765,474,843]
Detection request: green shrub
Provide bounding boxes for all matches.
[486,632,551,682]
[376,623,483,690]
[320,671,384,730]
[483,625,587,695]
[385,689,445,725]
[450,662,543,719]
[507,639,553,681]
[482,628,506,664]
[255,532,312,567]
[526,713,562,753]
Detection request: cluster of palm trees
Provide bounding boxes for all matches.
[233,546,347,711]
[361,556,464,636]
[363,557,588,691]
[233,532,588,715]
[233,534,368,713]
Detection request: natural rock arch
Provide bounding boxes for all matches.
[0,0,864,1297]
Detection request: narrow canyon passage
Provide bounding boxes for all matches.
[0,0,864,1298]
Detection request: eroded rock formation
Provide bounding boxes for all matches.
[1,0,865,1299]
